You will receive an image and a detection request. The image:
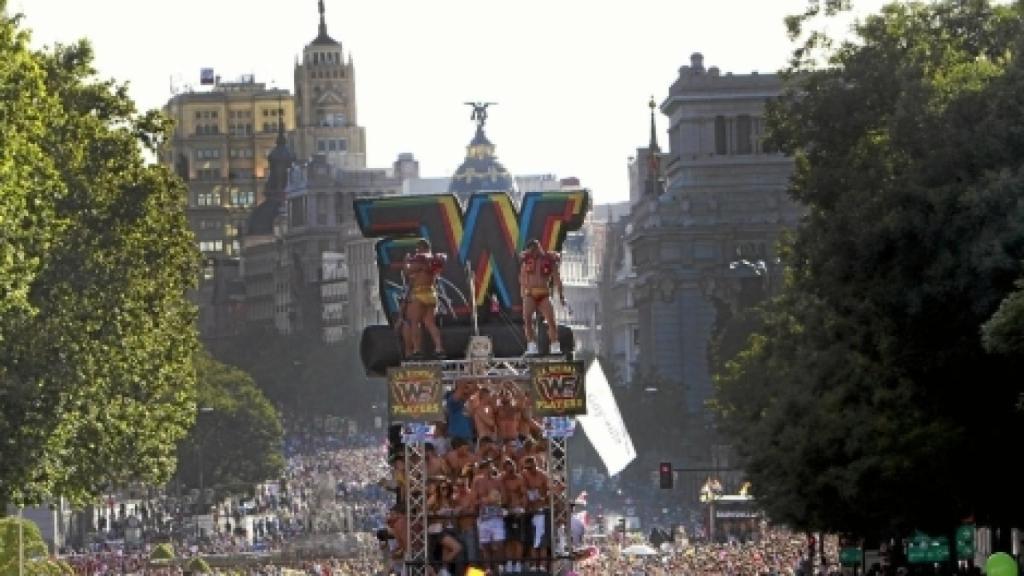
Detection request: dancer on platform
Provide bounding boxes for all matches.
[518,239,565,355]
[403,238,447,359]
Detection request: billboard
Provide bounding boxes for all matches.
[386,365,443,421]
[530,361,586,416]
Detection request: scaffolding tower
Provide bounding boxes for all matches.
[397,339,577,576]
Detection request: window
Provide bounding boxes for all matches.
[229,169,255,180]
[199,240,224,253]
[196,167,220,180]
[289,197,307,227]
[714,116,727,155]
[229,148,254,159]
[316,138,348,153]
[736,115,752,155]
[230,189,255,207]
[335,192,347,223]
[194,148,220,160]
[316,196,328,225]
[196,191,218,207]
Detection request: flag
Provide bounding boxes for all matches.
[577,360,636,476]
[200,68,215,85]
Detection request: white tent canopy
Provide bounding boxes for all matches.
[621,543,659,556]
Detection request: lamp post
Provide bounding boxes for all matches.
[18,506,23,576]
[195,407,214,540]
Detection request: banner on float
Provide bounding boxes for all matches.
[577,360,635,477]
[530,361,587,416]
[387,366,443,421]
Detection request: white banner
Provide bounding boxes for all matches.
[577,360,636,476]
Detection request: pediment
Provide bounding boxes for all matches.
[315,90,345,106]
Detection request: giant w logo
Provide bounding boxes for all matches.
[354,190,589,325]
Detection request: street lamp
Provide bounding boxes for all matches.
[195,407,214,540]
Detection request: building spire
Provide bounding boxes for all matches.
[648,96,660,154]
[318,0,328,38]
[646,96,664,197]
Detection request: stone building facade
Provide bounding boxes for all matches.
[621,53,800,465]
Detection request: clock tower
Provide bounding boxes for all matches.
[292,0,367,169]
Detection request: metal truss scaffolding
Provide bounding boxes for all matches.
[404,439,428,576]
[401,350,575,576]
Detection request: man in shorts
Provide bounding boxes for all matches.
[518,239,565,355]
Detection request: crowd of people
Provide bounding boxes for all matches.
[573,530,839,576]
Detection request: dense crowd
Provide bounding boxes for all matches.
[574,530,839,576]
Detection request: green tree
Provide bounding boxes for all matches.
[715,0,1024,538]
[175,352,284,498]
[0,6,199,509]
[0,516,54,576]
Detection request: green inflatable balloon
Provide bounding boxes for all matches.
[986,552,1018,576]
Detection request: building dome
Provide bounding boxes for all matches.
[448,124,515,204]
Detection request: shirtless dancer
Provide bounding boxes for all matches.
[402,238,447,359]
[519,239,565,355]
[494,388,521,443]
[472,463,506,572]
[521,455,551,571]
[501,458,529,573]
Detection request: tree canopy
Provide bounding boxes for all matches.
[0,516,71,576]
[0,6,199,508]
[174,352,284,497]
[715,0,1024,538]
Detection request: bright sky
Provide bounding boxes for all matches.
[16,0,889,205]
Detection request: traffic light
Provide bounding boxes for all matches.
[659,462,673,489]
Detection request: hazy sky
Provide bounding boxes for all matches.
[16,0,889,205]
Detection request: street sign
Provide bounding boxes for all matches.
[906,526,974,564]
[956,524,975,559]
[840,547,862,567]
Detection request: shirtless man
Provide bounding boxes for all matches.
[452,477,479,566]
[494,388,522,443]
[520,437,549,473]
[521,456,551,569]
[500,458,529,573]
[443,438,476,483]
[466,386,497,442]
[472,463,506,571]
[403,238,447,359]
[518,239,565,355]
[508,384,542,441]
[425,443,450,482]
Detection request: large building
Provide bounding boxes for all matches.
[164,1,394,342]
[611,53,800,469]
[291,0,367,170]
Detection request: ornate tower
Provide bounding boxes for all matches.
[448,102,516,205]
[292,0,367,169]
